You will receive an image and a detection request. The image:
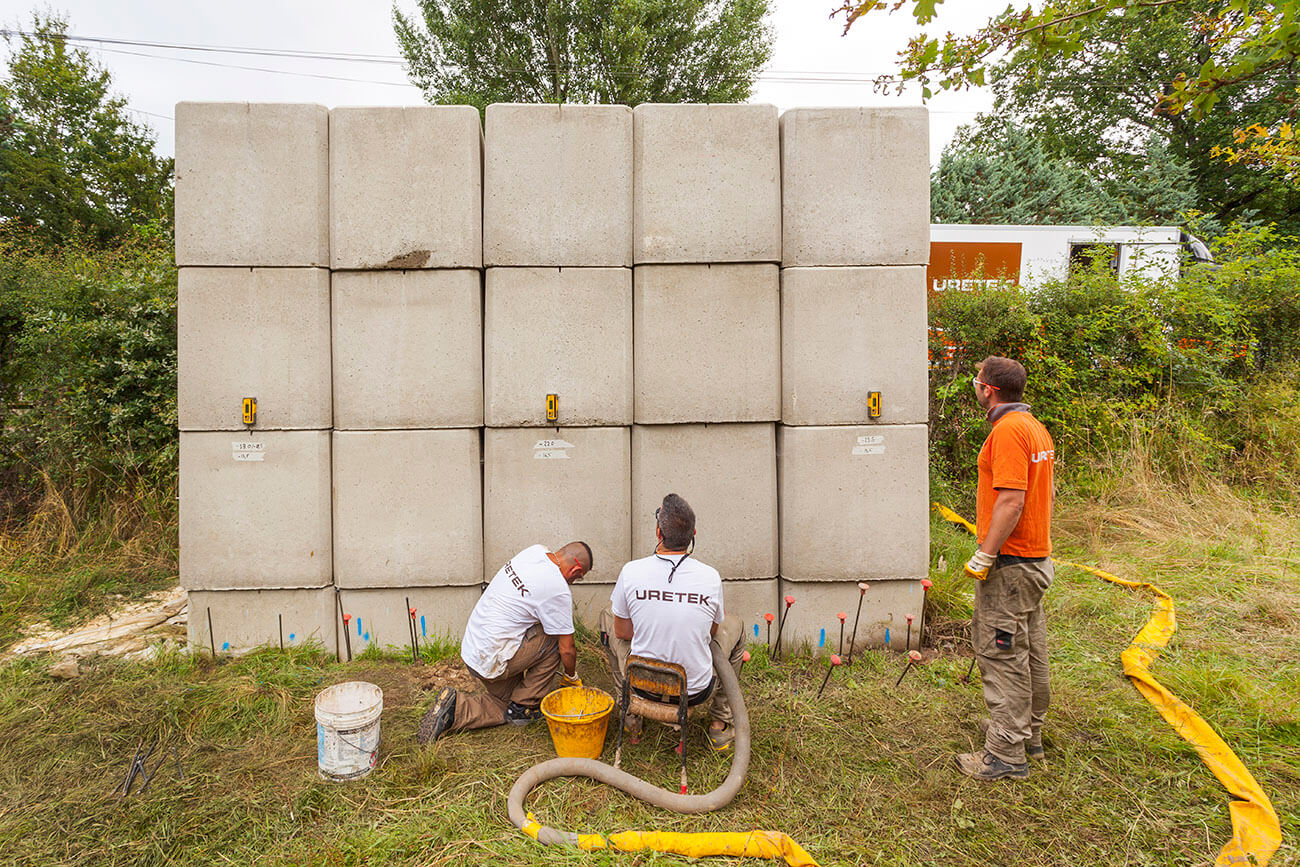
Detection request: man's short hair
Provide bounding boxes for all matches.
[977,356,1027,402]
[656,493,695,551]
[560,541,593,574]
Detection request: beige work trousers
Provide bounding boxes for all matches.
[450,624,561,731]
[973,556,1053,764]
[597,608,745,726]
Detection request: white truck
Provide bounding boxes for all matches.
[927,224,1214,292]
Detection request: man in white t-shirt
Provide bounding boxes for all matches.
[416,541,592,743]
[598,494,745,751]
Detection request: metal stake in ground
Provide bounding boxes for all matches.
[405,597,418,663]
[895,650,923,687]
[341,613,353,662]
[772,595,795,661]
[816,654,842,698]
[905,614,914,652]
[407,603,420,663]
[206,607,216,659]
[960,656,977,684]
[836,612,847,656]
[278,613,284,651]
[847,582,868,664]
[764,613,774,650]
[919,579,933,647]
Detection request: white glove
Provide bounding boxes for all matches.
[964,549,997,581]
[560,671,582,688]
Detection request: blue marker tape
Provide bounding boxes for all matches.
[289,633,295,642]
[364,632,370,642]
[885,628,891,646]
[421,615,427,637]
[222,642,230,651]
[753,623,759,638]
[819,628,826,647]
[357,617,362,636]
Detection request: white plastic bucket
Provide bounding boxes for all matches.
[315,681,383,782]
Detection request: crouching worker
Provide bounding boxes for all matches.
[416,542,592,744]
[598,494,745,752]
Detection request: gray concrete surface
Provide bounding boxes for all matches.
[778,424,929,582]
[332,430,482,588]
[329,106,482,270]
[180,430,333,590]
[631,423,778,580]
[331,269,483,430]
[569,577,777,638]
[780,107,929,266]
[175,102,329,266]
[777,577,924,656]
[634,103,781,263]
[483,426,631,583]
[484,104,632,266]
[187,588,337,654]
[338,585,485,653]
[484,267,633,427]
[178,267,332,431]
[634,265,780,423]
[781,266,928,426]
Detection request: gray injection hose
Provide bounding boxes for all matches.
[507,643,750,845]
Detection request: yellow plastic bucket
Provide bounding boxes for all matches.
[540,686,614,759]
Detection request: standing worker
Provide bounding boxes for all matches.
[416,542,592,743]
[957,356,1056,781]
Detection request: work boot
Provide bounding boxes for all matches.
[504,701,544,725]
[977,718,1045,761]
[416,687,456,744]
[955,749,1029,781]
[706,722,735,752]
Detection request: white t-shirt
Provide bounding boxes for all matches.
[610,553,724,694]
[461,545,575,679]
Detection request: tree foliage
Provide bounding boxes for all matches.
[0,15,173,250]
[393,0,774,109]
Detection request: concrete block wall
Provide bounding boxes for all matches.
[177,101,928,654]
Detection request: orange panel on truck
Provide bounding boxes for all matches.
[927,241,1022,292]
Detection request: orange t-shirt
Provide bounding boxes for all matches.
[976,409,1055,558]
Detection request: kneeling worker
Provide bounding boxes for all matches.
[417,541,592,743]
[598,493,745,751]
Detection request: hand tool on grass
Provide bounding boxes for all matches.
[816,654,842,698]
[763,612,774,649]
[836,612,847,656]
[772,595,795,661]
[905,614,914,652]
[919,579,932,647]
[137,740,170,795]
[847,582,868,664]
[895,650,923,687]
[117,738,143,795]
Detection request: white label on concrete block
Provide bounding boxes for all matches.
[533,450,570,460]
[857,435,884,446]
[851,445,886,456]
[534,439,575,450]
[232,451,265,462]
[232,441,265,452]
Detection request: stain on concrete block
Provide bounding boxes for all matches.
[331,270,482,430]
[175,102,329,266]
[781,266,927,426]
[187,588,336,654]
[329,106,482,270]
[338,585,483,653]
[484,267,632,427]
[485,104,632,266]
[778,577,924,656]
[181,431,333,590]
[333,430,482,588]
[483,427,630,583]
[781,107,929,266]
[634,103,780,263]
[778,424,929,582]
[178,267,331,431]
[631,424,778,580]
[634,264,780,423]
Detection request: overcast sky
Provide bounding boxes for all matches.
[0,0,1006,164]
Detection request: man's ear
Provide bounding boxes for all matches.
[655,525,663,540]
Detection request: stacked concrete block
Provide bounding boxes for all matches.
[778,107,930,653]
[188,588,337,655]
[331,270,482,430]
[776,578,925,656]
[337,586,485,654]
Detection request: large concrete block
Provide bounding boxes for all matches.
[483,427,630,582]
[187,588,337,654]
[329,106,482,269]
[331,270,482,429]
[778,425,929,582]
[178,267,332,431]
[337,586,483,654]
[180,431,332,590]
[569,581,617,631]
[175,102,329,266]
[780,107,929,266]
[570,578,776,639]
[634,104,780,264]
[485,104,632,267]
[778,578,924,656]
[484,268,632,427]
[781,267,928,426]
[634,265,780,423]
[631,424,777,580]
[333,430,482,588]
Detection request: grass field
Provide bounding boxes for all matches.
[0,474,1296,866]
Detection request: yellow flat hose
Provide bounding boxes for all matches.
[934,502,1282,866]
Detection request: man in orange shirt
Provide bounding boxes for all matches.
[957,356,1056,781]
